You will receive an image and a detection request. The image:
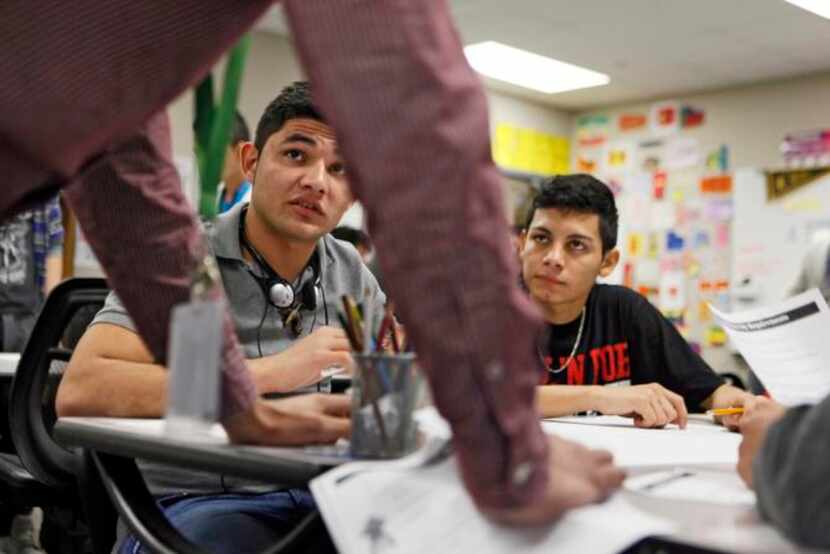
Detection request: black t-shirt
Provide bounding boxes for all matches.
[539,284,724,411]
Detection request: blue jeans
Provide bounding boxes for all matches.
[118,488,334,554]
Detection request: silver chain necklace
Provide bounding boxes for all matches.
[540,307,586,374]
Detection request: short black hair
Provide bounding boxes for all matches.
[331,226,371,249]
[525,174,618,253]
[254,81,323,153]
[231,110,250,145]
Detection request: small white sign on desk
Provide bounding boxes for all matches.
[710,288,830,406]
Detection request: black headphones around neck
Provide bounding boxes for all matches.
[238,206,325,334]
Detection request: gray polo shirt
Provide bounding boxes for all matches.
[91,202,384,495]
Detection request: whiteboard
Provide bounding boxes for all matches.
[732,168,830,307]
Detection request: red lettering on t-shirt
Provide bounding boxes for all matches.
[589,348,604,384]
[565,354,586,385]
[602,345,618,381]
[615,342,630,378]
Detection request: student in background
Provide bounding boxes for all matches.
[331,225,372,263]
[0,195,63,352]
[57,82,383,554]
[521,175,751,426]
[217,111,253,214]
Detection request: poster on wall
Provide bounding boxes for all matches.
[576,114,610,148]
[618,113,647,133]
[637,139,664,172]
[493,123,571,175]
[649,101,680,137]
[681,105,705,128]
[604,140,635,173]
[664,137,701,170]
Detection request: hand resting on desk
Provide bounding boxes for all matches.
[596,383,688,429]
[483,435,625,527]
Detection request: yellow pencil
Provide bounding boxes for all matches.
[707,407,744,416]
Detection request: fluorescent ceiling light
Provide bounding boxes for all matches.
[464,41,609,94]
[785,0,830,19]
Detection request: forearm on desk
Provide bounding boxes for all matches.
[536,385,602,417]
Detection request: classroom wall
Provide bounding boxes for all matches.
[487,90,573,138]
[573,71,830,171]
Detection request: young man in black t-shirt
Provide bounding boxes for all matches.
[520,174,751,428]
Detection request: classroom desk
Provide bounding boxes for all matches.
[54,418,349,487]
[55,416,825,554]
[542,416,822,554]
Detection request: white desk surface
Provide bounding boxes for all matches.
[55,414,826,554]
[0,352,20,377]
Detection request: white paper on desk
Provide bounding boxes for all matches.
[625,468,755,506]
[709,288,830,406]
[542,416,740,468]
[312,455,674,554]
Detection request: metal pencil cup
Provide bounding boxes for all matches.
[350,352,420,459]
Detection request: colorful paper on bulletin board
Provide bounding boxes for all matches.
[700,175,732,194]
[658,270,686,312]
[705,145,729,172]
[664,137,700,170]
[618,113,647,132]
[703,199,733,221]
[576,114,610,148]
[666,231,684,252]
[687,259,701,278]
[681,105,705,128]
[692,230,710,249]
[576,150,601,174]
[714,223,730,249]
[604,141,634,172]
[652,171,667,200]
[626,232,645,258]
[647,232,660,259]
[649,101,680,136]
[637,139,664,172]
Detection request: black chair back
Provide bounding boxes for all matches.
[8,277,108,489]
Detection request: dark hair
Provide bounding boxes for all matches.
[254,81,323,153]
[231,110,250,145]
[525,174,618,253]
[331,226,371,249]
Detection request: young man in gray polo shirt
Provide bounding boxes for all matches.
[56,82,383,554]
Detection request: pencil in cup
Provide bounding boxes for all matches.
[350,352,420,459]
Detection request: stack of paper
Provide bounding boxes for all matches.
[311,454,674,554]
[710,288,830,406]
[312,410,677,554]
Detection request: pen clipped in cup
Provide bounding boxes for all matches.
[350,352,421,459]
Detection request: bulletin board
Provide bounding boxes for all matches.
[574,103,735,370]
